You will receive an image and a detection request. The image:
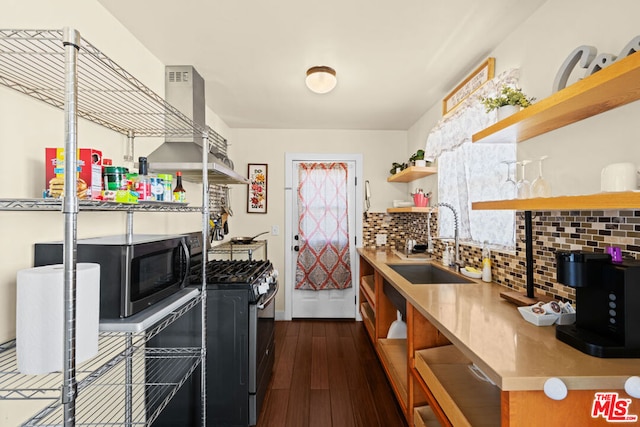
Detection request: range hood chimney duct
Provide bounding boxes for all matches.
[145,66,247,184]
[165,66,206,144]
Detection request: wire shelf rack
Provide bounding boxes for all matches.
[0,292,201,403]
[0,29,226,153]
[0,198,202,212]
[0,28,213,426]
[23,347,202,426]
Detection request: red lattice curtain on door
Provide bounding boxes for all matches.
[295,162,352,290]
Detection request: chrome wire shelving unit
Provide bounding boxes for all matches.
[0,198,202,212]
[0,27,237,426]
[0,293,202,426]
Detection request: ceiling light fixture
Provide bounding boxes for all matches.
[305,66,337,94]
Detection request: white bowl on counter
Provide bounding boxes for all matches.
[518,306,558,326]
[460,268,482,279]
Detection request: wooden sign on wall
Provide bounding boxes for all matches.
[442,57,495,115]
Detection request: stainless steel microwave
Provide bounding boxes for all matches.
[34,234,190,319]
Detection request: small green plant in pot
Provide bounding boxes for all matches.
[409,149,430,167]
[390,162,408,175]
[480,85,536,113]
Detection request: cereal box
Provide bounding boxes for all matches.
[45,148,102,199]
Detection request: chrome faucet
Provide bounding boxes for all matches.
[433,202,462,268]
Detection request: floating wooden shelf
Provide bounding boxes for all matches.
[387,166,437,183]
[472,51,640,144]
[472,191,640,211]
[386,206,434,213]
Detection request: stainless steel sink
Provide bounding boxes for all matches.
[388,264,473,284]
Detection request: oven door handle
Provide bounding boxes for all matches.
[257,281,279,310]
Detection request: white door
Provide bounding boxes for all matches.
[285,154,362,319]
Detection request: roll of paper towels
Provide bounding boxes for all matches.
[16,263,100,375]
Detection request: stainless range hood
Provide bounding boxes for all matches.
[146,66,248,184]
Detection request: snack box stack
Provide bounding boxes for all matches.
[45,148,102,200]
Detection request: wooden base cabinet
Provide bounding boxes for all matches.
[358,252,639,426]
[358,256,446,425]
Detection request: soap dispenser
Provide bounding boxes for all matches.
[442,244,450,266]
[482,241,492,282]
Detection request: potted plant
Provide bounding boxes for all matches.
[480,85,536,120]
[409,149,429,167]
[390,162,408,175]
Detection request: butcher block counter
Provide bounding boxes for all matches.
[357,248,639,427]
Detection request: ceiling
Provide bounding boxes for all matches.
[98,0,547,131]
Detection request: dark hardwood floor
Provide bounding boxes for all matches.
[256,320,407,427]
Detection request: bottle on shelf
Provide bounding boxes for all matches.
[482,241,492,283]
[137,156,151,200]
[173,171,186,203]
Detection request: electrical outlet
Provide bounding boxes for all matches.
[271,225,279,236]
[375,233,387,246]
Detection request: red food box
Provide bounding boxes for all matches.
[45,148,103,199]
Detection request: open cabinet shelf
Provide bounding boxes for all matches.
[414,345,500,427]
[360,275,376,309]
[377,338,408,409]
[360,302,375,342]
[414,405,443,427]
[472,51,640,144]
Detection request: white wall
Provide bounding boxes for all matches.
[227,128,407,313]
[408,0,640,198]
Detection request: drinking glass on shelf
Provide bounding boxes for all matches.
[516,160,531,199]
[531,155,552,197]
[500,160,517,199]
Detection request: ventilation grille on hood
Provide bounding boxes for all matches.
[168,70,190,83]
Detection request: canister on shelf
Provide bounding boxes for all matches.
[150,176,164,201]
[158,174,173,202]
[103,166,129,191]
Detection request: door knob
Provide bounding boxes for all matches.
[294,245,299,252]
[294,235,299,240]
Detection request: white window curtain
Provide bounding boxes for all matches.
[295,162,352,291]
[425,69,520,248]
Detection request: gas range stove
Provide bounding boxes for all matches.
[188,259,278,303]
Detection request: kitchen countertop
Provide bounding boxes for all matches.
[358,248,638,392]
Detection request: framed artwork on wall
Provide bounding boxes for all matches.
[442,57,495,115]
[247,163,268,213]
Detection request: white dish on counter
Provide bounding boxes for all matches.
[518,306,558,326]
[518,305,577,326]
[460,268,482,279]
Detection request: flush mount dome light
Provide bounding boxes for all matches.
[305,66,337,94]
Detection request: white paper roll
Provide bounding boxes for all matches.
[16,263,100,375]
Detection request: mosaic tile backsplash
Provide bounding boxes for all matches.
[362,210,640,304]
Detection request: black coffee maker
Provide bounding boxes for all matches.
[556,251,640,358]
